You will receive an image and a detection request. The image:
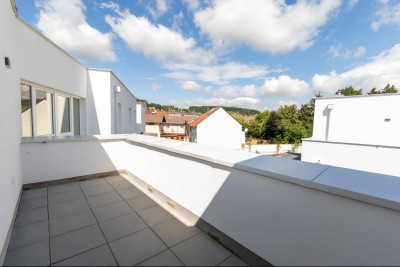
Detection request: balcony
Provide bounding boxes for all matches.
[3,134,400,266]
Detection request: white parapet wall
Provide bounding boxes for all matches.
[302,139,400,177]
[20,134,400,266]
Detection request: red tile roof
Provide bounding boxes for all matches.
[165,115,198,125]
[145,114,164,124]
[189,106,221,127]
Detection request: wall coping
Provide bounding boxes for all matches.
[302,138,400,149]
[21,134,400,213]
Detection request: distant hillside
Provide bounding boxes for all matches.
[144,101,260,116]
[187,106,260,116]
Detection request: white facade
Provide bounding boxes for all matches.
[0,1,143,261]
[302,94,400,176]
[192,108,245,150]
[87,69,144,135]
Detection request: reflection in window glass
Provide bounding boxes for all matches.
[57,96,70,134]
[73,98,80,135]
[36,90,53,135]
[21,84,32,137]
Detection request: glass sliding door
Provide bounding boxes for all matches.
[36,90,54,135]
[21,84,33,137]
[57,95,71,134]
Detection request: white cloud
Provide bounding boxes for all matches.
[147,0,170,19]
[35,0,116,62]
[212,84,256,98]
[151,83,161,91]
[164,62,268,84]
[347,0,359,10]
[328,45,367,58]
[260,75,310,97]
[181,97,262,110]
[105,5,214,65]
[194,0,342,53]
[371,1,400,30]
[181,81,202,91]
[312,43,400,94]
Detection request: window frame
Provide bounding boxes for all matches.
[20,82,80,137]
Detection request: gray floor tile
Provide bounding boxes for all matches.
[4,239,49,266]
[18,196,47,212]
[52,245,117,266]
[137,206,173,226]
[117,187,144,199]
[50,225,106,263]
[87,191,122,208]
[79,178,108,189]
[99,213,147,242]
[14,207,48,228]
[111,180,135,191]
[82,183,115,197]
[151,218,201,247]
[21,188,47,200]
[109,228,167,266]
[92,201,133,222]
[105,175,126,184]
[171,233,231,266]
[137,249,183,266]
[126,195,157,211]
[8,220,49,250]
[49,198,90,219]
[218,255,248,266]
[48,183,80,195]
[50,209,97,237]
[48,190,85,206]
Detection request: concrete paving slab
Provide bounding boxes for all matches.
[109,228,167,266]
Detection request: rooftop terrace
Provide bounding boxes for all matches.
[5,174,246,266]
[2,134,400,266]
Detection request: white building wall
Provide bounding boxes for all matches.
[17,20,87,98]
[111,73,140,134]
[145,125,161,137]
[0,1,23,263]
[312,95,400,146]
[87,70,111,135]
[196,109,245,149]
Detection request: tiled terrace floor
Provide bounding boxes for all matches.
[4,175,247,266]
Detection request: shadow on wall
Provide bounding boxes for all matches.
[120,140,400,266]
[21,138,119,184]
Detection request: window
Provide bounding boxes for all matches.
[20,83,80,137]
[57,95,70,134]
[36,89,53,136]
[21,84,33,137]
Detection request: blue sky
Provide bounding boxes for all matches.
[16,0,400,111]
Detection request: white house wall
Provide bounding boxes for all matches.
[0,1,23,263]
[110,73,139,134]
[312,95,400,146]
[17,20,87,98]
[87,70,112,135]
[197,109,245,149]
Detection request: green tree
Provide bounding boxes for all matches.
[335,86,362,96]
[248,110,270,138]
[263,105,308,144]
[368,84,398,94]
[229,112,250,130]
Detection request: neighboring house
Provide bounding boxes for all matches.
[189,107,245,149]
[301,94,400,176]
[145,113,165,137]
[162,114,198,141]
